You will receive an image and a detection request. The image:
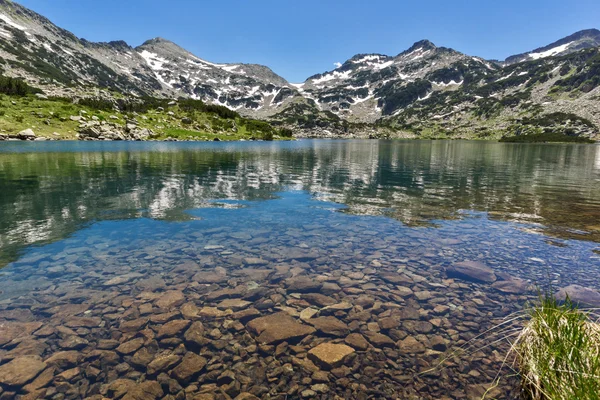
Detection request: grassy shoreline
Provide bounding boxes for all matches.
[0,93,293,142]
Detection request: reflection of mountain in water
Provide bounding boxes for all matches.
[1,140,599,266]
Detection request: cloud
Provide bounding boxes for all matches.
[333,62,342,69]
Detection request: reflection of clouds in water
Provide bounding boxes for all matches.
[595,146,600,170]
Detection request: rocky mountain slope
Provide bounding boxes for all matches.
[1,0,599,140]
[505,29,600,64]
[0,0,298,117]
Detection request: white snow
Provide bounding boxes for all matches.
[433,80,463,87]
[0,29,10,39]
[529,42,573,60]
[220,65,239,73]
[351,94,374,104]
[42,43,54,53]
[62,48,74,56]
[290,83,305,89]
[311,70,352,84]
[351,55,384,64]
[496,72,515,81]
[139,50,168,71]
[0,13,26,30]
[517,71,529,76]
[417,91,432,101]
[373,60,394,70]
[139,50,172,88]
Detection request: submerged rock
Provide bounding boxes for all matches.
[555,284,600,307]
[246,312,315,344]
[307,343,355,370]
[0,356,46,386]
[446,261,497,283]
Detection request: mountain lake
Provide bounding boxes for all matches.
[0,139,599,399]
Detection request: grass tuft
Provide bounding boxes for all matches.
[514,295,600,400]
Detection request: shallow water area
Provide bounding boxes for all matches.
[0,139,599,399]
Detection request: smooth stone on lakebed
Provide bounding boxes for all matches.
[492,278,531,294]
[446,261,496,283]
[247,312,315,345]
[555,285,600,307]
[308,343,355,370]
[0,356,47,386]
[308,316,349,337]
[344,333,369,351]
[171,352,207,383]
[285,276,323,293]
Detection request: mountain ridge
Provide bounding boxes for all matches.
[1,0,599,140]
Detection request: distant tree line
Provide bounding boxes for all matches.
[0,75,40,96]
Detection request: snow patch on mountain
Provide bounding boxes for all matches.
[311,70,353,84]
[529,42,573,60]
[0,12,26,30]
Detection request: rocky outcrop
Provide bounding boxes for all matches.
[78,121,157,141]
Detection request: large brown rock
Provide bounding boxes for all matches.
[308,343,355,370]
[0,356,47,387]
[246,312,315,344]
[147,354,181,375]
[108,379,163,400]
[446,261,496,283]
[116,338,145,355]
[155,291,185,309]
[0,322,43,346]
[44,351,81,369]
[308,317,349,337]
[397,336,426,354]
[363,331,395,348]
[171,352,207,383]
[555,285,600,307]
[156,319,191,339]
[344,333,369,351]
[285,277,323,293]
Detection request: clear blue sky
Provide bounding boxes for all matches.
[16,0,600,83]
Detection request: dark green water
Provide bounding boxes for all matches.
[0,139,599,399]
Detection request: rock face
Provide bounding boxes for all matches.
[446,261,497,283]
[78,121,157,141]
[308,343,355,370]
[246,312,315,344]
[0,356,47,386]
[555,285,600,307]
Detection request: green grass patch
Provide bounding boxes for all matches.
[514,296,600,400]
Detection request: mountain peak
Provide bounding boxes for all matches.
[140,37,175,47]
[505,28,600,64]
[407,39,437,52]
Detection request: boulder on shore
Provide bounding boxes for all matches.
[17,128,36,140]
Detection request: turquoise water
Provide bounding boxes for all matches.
[0,139,599,398]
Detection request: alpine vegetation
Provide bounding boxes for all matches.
[514,296,600,400]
